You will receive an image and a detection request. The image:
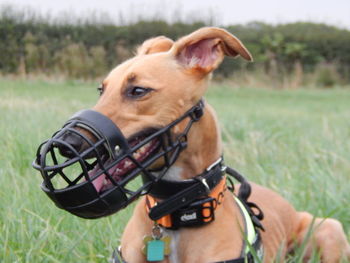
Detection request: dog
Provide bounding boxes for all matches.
[90,27,350,263]
[52,27,350,262]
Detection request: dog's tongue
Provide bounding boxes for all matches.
[88,159,130,193]
[87,138,159,193]
[88,166,106,193]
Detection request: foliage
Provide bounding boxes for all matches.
[0,6,350,83]
[314,62,342,87]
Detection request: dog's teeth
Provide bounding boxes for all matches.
[103,178,108,186]
[124,160,132,168]
[134,151,141,159]
[140,143,150,154]
[139,146,144,153]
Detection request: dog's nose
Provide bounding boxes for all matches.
[57,131,83,158]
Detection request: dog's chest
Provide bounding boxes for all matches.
[162,166,183,181]
[164,229,180,263]
[159,166,182,262]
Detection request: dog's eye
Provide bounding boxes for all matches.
[126,86,152,99]
[97,84,104,96]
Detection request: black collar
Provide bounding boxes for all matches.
[146,158,223,199]
[145,159,265,231]
[145,158,224,221]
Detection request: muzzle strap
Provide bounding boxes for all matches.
[68,110,130,158]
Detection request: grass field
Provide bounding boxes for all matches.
[0,78,349,262]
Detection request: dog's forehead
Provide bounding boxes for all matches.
[105,53,181,88]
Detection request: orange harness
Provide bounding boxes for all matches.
[145,177,227,228]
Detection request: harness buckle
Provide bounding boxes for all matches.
[196,176,211,195]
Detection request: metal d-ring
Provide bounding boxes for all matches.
[152,223,163,240]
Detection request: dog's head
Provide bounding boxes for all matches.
[33,27,252,219]
[94,27,252,140]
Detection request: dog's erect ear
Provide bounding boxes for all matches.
[171,27,252,75]
[137,36,174,55]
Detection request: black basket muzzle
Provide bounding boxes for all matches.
[32,101,204,219]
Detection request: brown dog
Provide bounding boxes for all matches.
[92,27,350,262]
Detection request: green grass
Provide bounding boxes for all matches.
[0,78,349,262]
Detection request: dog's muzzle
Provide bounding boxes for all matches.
[32,101,204,219]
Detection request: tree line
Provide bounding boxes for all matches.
[1,5,350,86]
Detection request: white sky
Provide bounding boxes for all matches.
[1,0,350,29]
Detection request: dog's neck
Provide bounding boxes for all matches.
[170,103,222,180]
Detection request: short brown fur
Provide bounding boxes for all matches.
[93,27,350,263]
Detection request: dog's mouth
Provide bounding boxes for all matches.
[88,130,161,193]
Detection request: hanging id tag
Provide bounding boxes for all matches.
[142,224,171,261]
[147,239,165,261]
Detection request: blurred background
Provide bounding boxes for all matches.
[1,1,350,262]
[0,0,350,88]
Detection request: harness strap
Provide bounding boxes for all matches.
[111,246,125,263]
[235,197,256,255]
[225,167,265,231]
